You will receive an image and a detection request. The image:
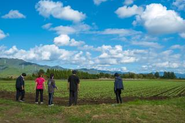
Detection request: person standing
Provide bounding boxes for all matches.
[47,73,57,106]
[35,73,45,104]
[15,73,26,102]
[114,73,124,103]
[68,70,80,106]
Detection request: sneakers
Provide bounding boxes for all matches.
[35,102,38,104]
[19,100,24,102]
[48,104,54,106]
[40,102,43,104]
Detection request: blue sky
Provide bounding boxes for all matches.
[0,0,185,73]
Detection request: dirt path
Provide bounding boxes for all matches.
[0,91,181,106]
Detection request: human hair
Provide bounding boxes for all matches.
[38,73,42,78]
[50,73,54,79]
[72,70,77,74]
[114,73,119,77]
[22,73,26,76]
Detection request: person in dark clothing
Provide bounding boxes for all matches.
[114,73,124,103]
[48,73,57,106]
[68,70,80,106]
[15,73,26,102]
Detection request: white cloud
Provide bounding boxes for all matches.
[173,0,185,11]
[35,0,86,22]
[179,33,185,39]
[124,0,134,5]
[2,10,26,19]
[93,0,107,5]
[54,34,85,47]
[135,4,185,34]
[115,5,143,18]
[51,26,76,35]
[70,39,85,47]
[42,23,52,29]
[131,41,163,49]
[54,34,70,46]
[170,45,183,50]
[100,28,141,36]
[44,23,91,35]
[0,30,8,40]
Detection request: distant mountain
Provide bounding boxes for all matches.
[0,58,185,78]
[0,58,64,77]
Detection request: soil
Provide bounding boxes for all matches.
[0,91,183,106]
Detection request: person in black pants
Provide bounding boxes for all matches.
[15,73,26,102]
[68,70,80,106]
[114,73,124,103]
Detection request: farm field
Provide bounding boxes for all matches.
[0,79,185,123]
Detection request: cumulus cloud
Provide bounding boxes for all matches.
[35,0,86,22]
[93,0,107,5]
[0,30,8,40]
[173,0,185,11]
[54,34,85,47]
[124,0,134,5]
[54,34,70,46]
[135,4,185,34]
[2,10,26,19]
[115,5,143,18]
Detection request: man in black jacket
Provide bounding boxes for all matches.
[68,70,80,106]
[16,73,26,102]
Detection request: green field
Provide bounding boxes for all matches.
[0,79,185,123]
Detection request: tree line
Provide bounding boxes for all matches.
[25,69,177,80]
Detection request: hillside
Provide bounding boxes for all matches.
[0,58,64,77]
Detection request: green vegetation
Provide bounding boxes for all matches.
[0,79,185,123]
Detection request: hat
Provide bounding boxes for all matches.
[22,73,26,76]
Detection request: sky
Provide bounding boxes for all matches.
[0,0,185,73]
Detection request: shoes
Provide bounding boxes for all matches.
[35,102,38,104]
[19,100,24,102]
[40,102,43,104]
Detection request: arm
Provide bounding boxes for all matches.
[20,78,24,90]
[35,81,37,90]
[67,82,69,90]
[77,83,80,91]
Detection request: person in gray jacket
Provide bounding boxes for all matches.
[114,73,124,103]
[47,73,57,106]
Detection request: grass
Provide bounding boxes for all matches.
[0,79,185,123]
[0,97,185,123]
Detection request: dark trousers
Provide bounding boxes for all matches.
[115,89,122,103]
[35,89,43,102]
[69,90,78,106]
[48,93,54,105]
[16,88,25,101]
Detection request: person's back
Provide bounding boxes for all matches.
[16,76,22,89]
[68,74,79,91]
[35,77,45,89]
[48,78,56,93]
[68,70,80,106]
[114,76,124,90]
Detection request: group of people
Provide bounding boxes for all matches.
[15,70,124,106]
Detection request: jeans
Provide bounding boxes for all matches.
[48,93,54,105]
[115,89,122,103]
[69,90,78,106]
[16,88,25,101]
[35,89,43,102]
